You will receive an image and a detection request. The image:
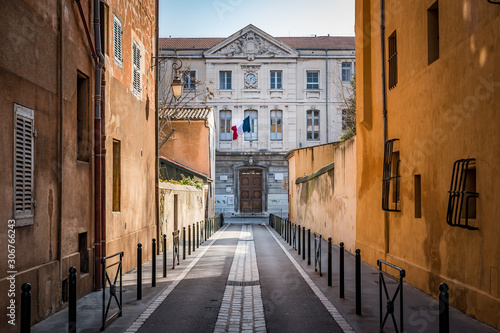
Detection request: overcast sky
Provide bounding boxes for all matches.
[159,0,355,38]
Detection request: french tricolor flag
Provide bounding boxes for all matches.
[231,116,251,140]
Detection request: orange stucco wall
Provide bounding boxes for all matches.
[160,120,210,176]
[288,139,357,252]
[355,0,500,328]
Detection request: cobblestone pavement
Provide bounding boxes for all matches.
[213,225,266,333]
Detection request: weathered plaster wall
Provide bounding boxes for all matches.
[159,182,205,250]
[103,0,157,274]
[0,0,95,329]
[289,138,356,252]
[355,0,500,328]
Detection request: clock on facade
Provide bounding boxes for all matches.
[246,73,256,84]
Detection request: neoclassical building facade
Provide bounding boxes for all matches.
[159,25,354,217]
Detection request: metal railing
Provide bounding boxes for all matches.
[101,251,124,331]
[377,259,406,333]
[313,232,322,276]
[172,230,180,268]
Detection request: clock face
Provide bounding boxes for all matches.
[246,74,256,84]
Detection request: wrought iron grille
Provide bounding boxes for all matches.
[382,139,401,212]
[446,158,478,230]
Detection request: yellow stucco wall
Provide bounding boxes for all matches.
[355,0,500,328]
[288,139,357,252]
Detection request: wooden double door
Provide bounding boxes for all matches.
[240,169,262,213]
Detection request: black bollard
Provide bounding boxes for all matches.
[183,227,186,260]
[163,234,167,278]
[307,229,311,265]
[69,267,77,333]
[298,224,301,255]
[355,249,361,315]
[439,283,450,333]
[137,243,142,300]
[197,222,199,248]
[302,227,306,260]
[193,224,196,252]
[152,238,156,287]
[340,242,345,298]
[21,283,31,333]
[188,225,191,255]
[328,238,332,287]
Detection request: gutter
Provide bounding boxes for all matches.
[57,0,63,286]
[155,0,160,252]
[93,0,105,290]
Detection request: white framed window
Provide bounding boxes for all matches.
[14,104,35,224]
[270,71,282,89]
[306,71,319,89]
[270,110,283,141]
[342,62,352,82]
[306,109,320,141]
[113,15,123,64]
[219,110,232,141]
[244,110,258,141]
[183,71,196,90]
[132,40,141,96]
[219,71,232,90]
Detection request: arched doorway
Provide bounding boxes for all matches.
[239,169,263,213]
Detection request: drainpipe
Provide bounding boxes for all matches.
[101,68,106,265]
[381,0,388,143]
[155,0,160,248]
[93,0,105,290]
[325,49,329,143]
[57,0,63,285]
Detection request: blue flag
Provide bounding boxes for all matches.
[242,116,251,132]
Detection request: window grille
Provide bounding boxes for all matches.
[342,63,352,82]
[306,109,320,141]
[270,71,282,89]
[306,71,319,89]
[388,31,398,89]
[113,16,123,64]
[270,110,283,141]
[219,110,232,141]
[446,159,478,230]
[219,71,232,90]
[14,104,35,222]
[382,139,401,211]
[132,41,141,96]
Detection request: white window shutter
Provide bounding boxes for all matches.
[14,104,34,221]
[133,41,141,96]
[113,16,123,63]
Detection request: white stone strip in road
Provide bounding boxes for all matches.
[264,224,356,333]
[214,225,266,333]
[124,223,230,333]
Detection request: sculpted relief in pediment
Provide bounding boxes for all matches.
[215,31,289,60]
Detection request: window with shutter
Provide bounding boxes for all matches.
[113,15,123,64]
[133,41,141,96]
[14,104,34,224]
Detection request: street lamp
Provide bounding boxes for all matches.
[171,57,183,100]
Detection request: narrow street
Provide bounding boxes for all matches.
[134,221,347,333]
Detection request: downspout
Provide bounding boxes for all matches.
[57,0,63,285]
[155,0,160,249]
[101,69,106,264]
[380,0,388,143]
[325,49,329,143]
[93,0,105,290]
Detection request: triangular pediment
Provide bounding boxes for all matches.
[204,24,298,59]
